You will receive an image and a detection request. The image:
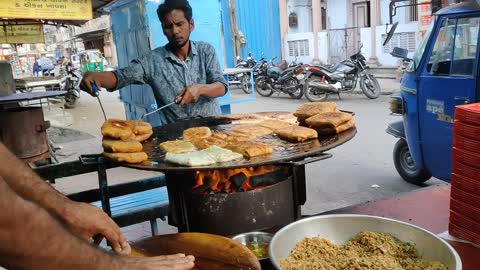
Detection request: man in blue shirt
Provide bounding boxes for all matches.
[80,0,227,124]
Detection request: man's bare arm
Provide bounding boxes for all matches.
[0,143,127,253]
[80,71,117,95]
[0,176,195,270]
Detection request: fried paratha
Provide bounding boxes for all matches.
[294,102,337,123]
[159,140,197,154]
[305,112,353,129]
[257,120,295,131]
[183,127,212,141]
[232,125,273,136]
[212,131,255,143]
[225,141,273,158]
[274,126,318,142]
[191,136,228,150]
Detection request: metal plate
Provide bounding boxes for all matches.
[0,91,66,104]
[125,112,357,172]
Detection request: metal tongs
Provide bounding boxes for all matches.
[140,95,183,120]
[91,83,107,121]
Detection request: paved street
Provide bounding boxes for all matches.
[42,80,447,239]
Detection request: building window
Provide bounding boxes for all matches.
[289,13,298,28]
[382,32,417,53]
[288,39,310,56]
[321,7,327,30]
[410,0,418,22]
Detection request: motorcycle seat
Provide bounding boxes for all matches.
[319,63,341,73]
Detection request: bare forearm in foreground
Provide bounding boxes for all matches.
[0,143,70,218]
[0,143,128,253]
[0,177,195,270]
[0,178,118,270]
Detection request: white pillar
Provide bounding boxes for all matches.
[311,0,320,64]
[279,0,289,61]
[369,0,380,65]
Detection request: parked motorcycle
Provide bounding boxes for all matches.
[63,67,82,109]
[254,57,305,99]
[228,52,257,94]
[302,45,381,102]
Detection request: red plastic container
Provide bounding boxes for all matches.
[450,211,480,235]
[453,134,480,155]
[451,173,480,195]
[452,147,480,170]
[455,103,480,125]
[451,185,480,209]
[450,198,480,224]
[454,121,480,140]
[452,160,480,180]
[449,222,480,246]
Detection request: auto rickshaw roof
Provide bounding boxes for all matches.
[436,1,480,16]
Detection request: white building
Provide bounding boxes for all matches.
[280,0,460,67]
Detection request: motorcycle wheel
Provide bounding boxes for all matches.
[255,77,274,97]
[241,73,252,94]
[393,139,432,185]
[64,91,78,109]
[288,87,303,99]
[360,75,381,99]
[303,77,328,102]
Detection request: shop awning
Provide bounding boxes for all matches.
[0,0,116,26]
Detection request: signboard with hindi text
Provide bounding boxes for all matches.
[0,24,45,44]
[0,0,93,21]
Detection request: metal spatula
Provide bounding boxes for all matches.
[140,96,182,120]
[91,83,107,121]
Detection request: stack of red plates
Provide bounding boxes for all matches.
[450,103,480,245]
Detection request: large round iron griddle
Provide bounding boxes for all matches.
[125,112,357,172]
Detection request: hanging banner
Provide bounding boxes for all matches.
[0,0,93,21]
[0,24,45,44]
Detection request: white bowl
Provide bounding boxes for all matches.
[269,214,461,270]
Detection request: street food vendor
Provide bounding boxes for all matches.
[80,0,227,124]
[0,142,195,270]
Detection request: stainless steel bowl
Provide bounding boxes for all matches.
[232,231,273,259]
[269,214,461,270]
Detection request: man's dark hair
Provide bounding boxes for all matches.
[157,0,193,23]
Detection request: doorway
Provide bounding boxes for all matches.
[350,1,370,56]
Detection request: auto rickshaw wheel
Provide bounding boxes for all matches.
[393,139,432,185]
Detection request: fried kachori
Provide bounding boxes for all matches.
[103,152,148,164]
[103,139,143,153]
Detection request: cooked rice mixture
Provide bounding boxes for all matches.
[279,231,447,270]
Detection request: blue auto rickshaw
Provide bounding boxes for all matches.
[386,1,480,184]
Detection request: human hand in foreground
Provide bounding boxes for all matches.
[62,201,131,255]
[121,254,195,270]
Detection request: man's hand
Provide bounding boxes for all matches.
[176,85,203,106]
[121,254,195,270]
[80,71,102,96]
[80,71,117,96]
[62,201,131,255]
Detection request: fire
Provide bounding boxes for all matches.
[194,165,285,193]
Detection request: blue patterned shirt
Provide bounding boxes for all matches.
[114,41,227,124]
